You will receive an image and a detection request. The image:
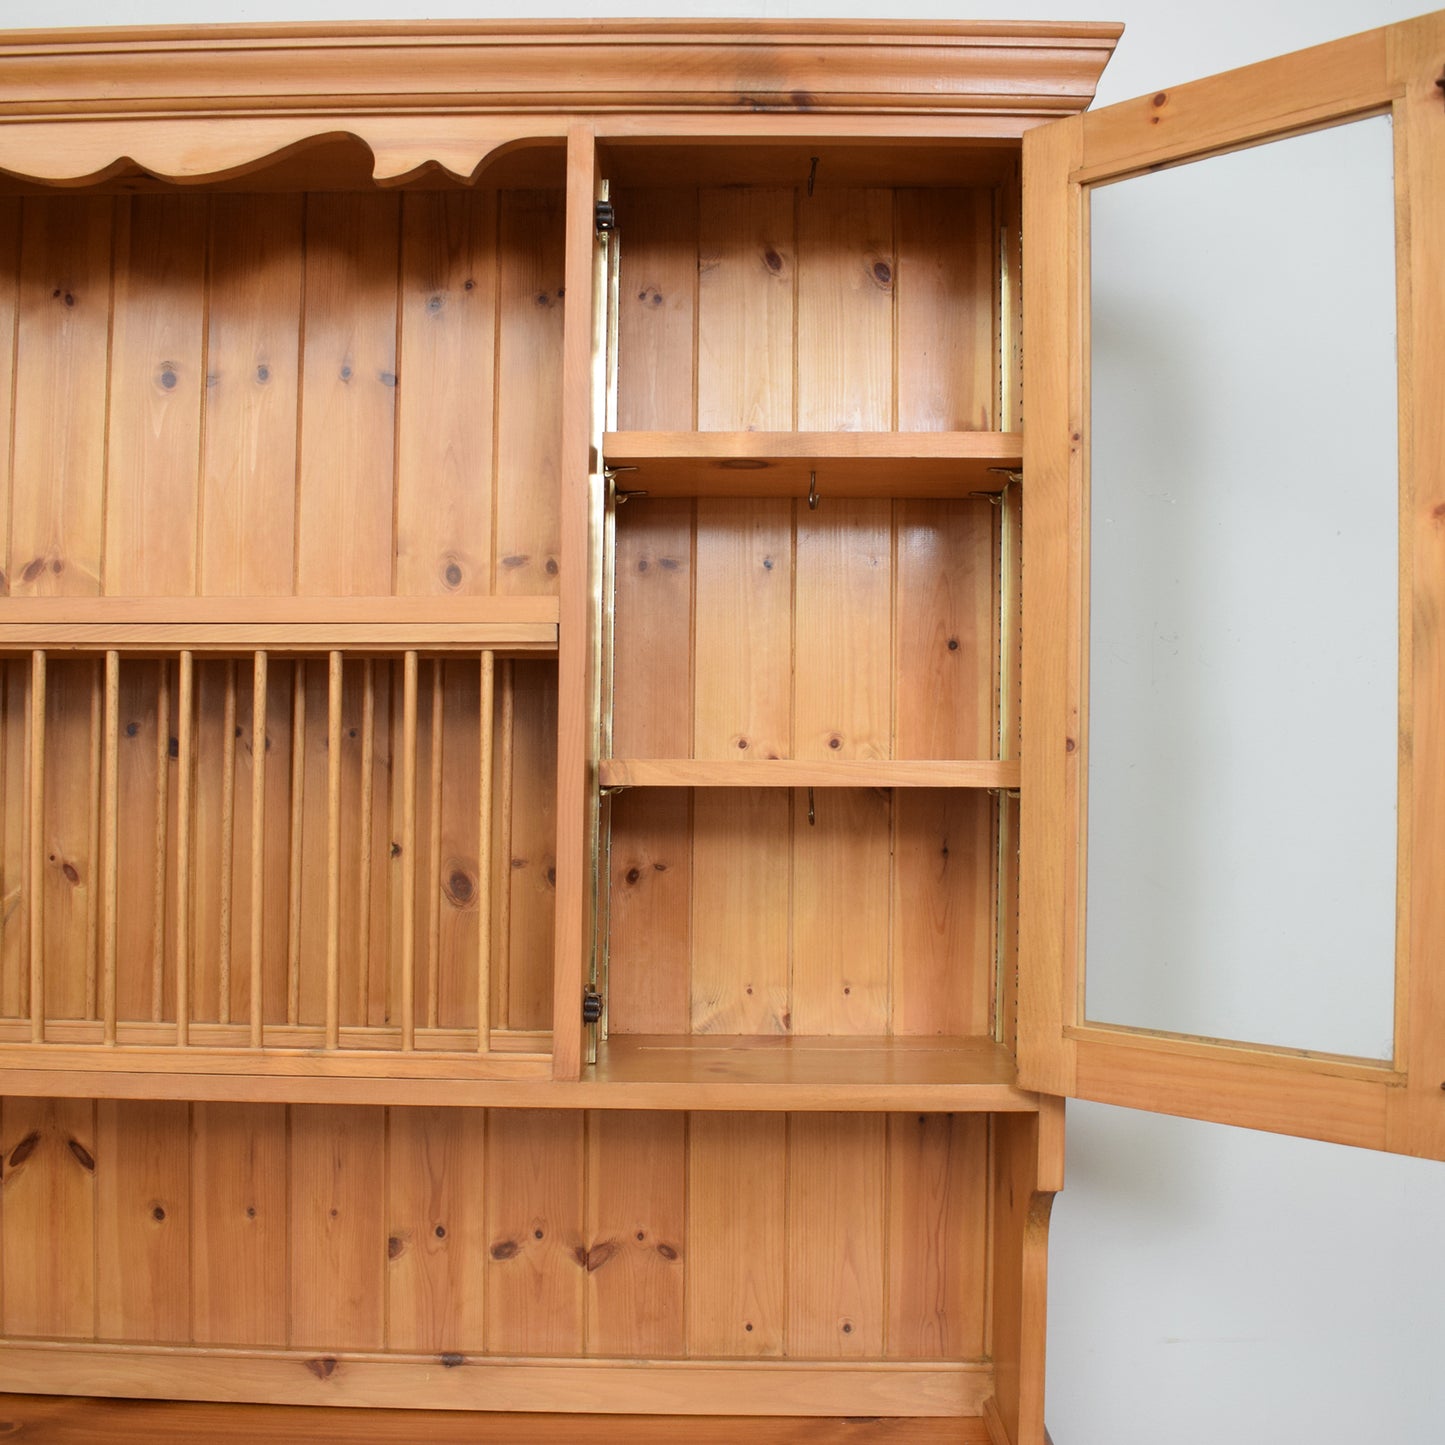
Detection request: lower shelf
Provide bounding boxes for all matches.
[0,1034,1037,1112]
[591,1034,1035,1112]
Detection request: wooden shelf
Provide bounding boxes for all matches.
[602,431,1022,499]
[599,758,1020,789]
[589,1035,1037,1111]
[0,596,560,654]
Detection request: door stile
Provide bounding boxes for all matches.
[1388,10,1445,1159]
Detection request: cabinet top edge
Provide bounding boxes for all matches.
[0,19,1126,50]
[0,19,1122,189]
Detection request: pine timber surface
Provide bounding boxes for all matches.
[603,431,1023,498]
[0,1396,992,1443]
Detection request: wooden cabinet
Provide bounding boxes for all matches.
[0,13,1437,1441]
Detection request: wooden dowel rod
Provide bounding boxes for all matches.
[401,650,418,1052]
[497,659,514,1032]
[175,650,193,1047]
[28,650,45,1043]
[357,658,375,1025]
[102,651,119,1046]
[325,650,343,1050]
[250,651,267,1049]
[477,650,495,1054]
[427,659,443,1031]
[287,661,306,1027]
[218,661,237,1025]
[19,665,30,1020]
[85,661,102,1020]
[152,658,170,1024]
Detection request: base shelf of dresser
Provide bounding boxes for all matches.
[603,431,1022,499]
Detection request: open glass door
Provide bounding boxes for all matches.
[1018,11,1445,1157]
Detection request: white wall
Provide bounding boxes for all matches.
[20,1,1445,1441]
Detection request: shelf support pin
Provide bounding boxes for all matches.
[808,471,820,510]
[807,787,816,826]
[806,155,819,198]
[600,784,629,797]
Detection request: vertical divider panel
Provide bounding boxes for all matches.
[27,649,43,1040]
[478,650,494,1050]
[357,657,376,1028]
[400,650,418,1050]
[325,649,342,1049]
[553,125,602,1079]
[151,660,170,1024]
[249,652,267,1047]
[286,661,305,1027]
[84,662,101,1020]
[174,650,193,1046]
[101,651,119,1043]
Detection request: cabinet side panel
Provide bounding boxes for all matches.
[585,1110,686,1357]
[10,196,111,599]
[294,194,400,598]
[786,1112,886,1357]
[104,196,207,598]
[696,188,794,431]
[484,1108,585,1356]
[189,1101,288,1348]
[614,187,697,431]
[896,188,996,432]
[385,1105,487,1353]
[395,192,498,599]
[885,1112,988,1359]
[0,1096,96,1338]
[494,190,564,598]
[94,1099,191,1343]
[686,1110,785,1357]
[796,188,894,431]
[288,1104,386,1351]
[199,195,302,598]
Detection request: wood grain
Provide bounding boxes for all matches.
[385,1106,487,1353]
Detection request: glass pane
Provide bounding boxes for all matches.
[1085,116,1398,1061]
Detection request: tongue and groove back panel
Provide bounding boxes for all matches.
[0,188,562,1045]
[0,173,1007,1390]
[1,1099,991,1364]
[606,177,1014,1041]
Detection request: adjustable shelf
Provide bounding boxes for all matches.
[603,431,1023,499]
[592,1034,1036,1111]
[599,758,1020,789]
